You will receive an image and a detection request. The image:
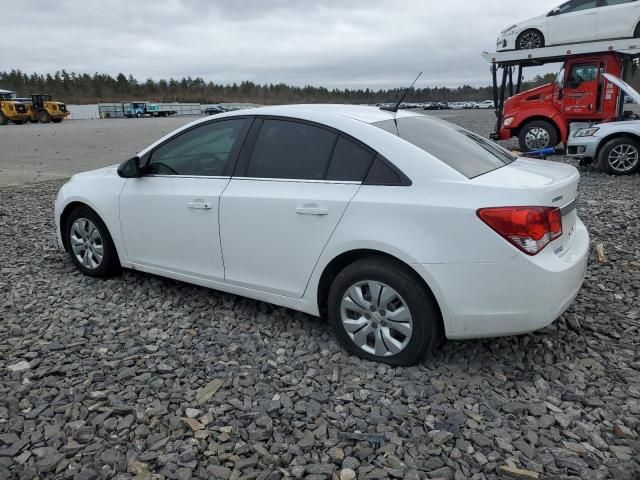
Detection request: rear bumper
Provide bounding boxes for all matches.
[415,217,589,339]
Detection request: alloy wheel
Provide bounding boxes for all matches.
[340,280,413,357]
[608,144,639,173]
[519,32,542,50]
[524,127,550,150]
[70,218,104,269]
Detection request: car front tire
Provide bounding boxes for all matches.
[64,206,120,278]
[598,137,640,175]
[327,257,441,366]
[516,29,545,50]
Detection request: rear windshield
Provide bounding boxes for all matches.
[373,115,515,178]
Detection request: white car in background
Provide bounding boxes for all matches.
[497,0,640,51]
[54,105,589,365]
[568,73,640,175]
[474,100,496,109]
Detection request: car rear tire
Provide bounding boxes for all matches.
[598,137,640,175]
[64,206,120,278]
[327,257,441,366]
[518,120,559,152]
[37,110,52,123]
[516,29,545,50]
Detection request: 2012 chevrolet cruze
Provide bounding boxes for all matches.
[55,105,589,365]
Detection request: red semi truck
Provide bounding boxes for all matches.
[483,39,640,151]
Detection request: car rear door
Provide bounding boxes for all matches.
[596,0,639,40]
[119,117,251,280]
[219,117,374,298]
[547,0,599,44]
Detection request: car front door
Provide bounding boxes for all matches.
[119,117,251,280]
[596,0,639,40]
[547,0,599,44]
[219,118,375,297]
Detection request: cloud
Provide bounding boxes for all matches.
[1,0,561,88]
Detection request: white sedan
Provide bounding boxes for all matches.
[497,0,640,51]
[55,105,589,365]
[474,100,496,109]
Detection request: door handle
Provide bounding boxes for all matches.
[187,201,212,210]
[296,204,328,215]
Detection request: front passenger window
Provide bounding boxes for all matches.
[148,119,248,176]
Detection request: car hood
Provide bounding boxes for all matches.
[604,73,640,105]
[70,165,118,181]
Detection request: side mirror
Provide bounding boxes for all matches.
[117,156,142,178]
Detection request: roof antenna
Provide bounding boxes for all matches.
[381,72,423,113]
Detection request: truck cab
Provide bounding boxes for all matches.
[498,52,622,151]
[0,89,29,125]
[125,102,148,118]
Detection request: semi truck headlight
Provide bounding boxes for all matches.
[574,127,599,137]
[503,116,514,127]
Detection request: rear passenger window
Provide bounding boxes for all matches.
[326,137,374,181]
[246,119,337,180]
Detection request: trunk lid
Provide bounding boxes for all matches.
[474,158,580,255]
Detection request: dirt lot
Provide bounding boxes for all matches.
[0,112,639,480]
[0,117,195,187]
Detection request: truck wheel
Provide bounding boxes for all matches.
[516,29,545,50]
[136,112,143,118]
[598,137,640,175]
[0,112,7,125]
[518,120,558,152]
[38,110,52,123]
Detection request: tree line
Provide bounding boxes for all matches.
[0,69,559,105]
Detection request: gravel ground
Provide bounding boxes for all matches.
[1,111,639,480]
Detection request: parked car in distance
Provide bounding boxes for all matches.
[567,73,640,175]
[204,105,227,115]
[498,0,640,51]
[475,100,496,109]
[55,105,588,365]
[449,102,466,110]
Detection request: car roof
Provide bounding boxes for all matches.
[233,104,423,124]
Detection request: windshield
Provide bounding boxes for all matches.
[373,115,516,178]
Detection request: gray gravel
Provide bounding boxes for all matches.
[1,111,639,479]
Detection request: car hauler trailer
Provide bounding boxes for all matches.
[482,39,640,151]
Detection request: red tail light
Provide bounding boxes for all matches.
[477,206,562,255]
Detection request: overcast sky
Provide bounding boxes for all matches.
[2,0,561,89]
